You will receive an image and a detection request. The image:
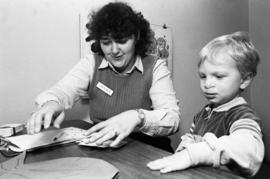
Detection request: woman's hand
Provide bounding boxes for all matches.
[147,149,192,173]
[26,101,65,134]
[83,110,141,147]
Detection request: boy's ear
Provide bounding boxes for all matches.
[240,75,253,90]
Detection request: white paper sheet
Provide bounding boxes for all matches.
[7,127,86,152]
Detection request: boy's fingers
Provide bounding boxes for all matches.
[160,167,173,173]
[160,164,184,173]
[147,160,166,170]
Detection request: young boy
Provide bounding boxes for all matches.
[147,31,264,178]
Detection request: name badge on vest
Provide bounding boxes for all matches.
[96,82,113,96]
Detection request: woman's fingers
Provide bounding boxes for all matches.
[95,129,116,145]
[84,122,107,136]
[53,111,65,128]
[110,133,125,147]
[27,101,64,134]
[43,111,53,129]
[84,126,111,143]
[84,124,127,147]
[27,111,43,134]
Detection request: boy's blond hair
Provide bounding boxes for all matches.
[199,31,260,78]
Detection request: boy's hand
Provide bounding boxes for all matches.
[147,149,192,173]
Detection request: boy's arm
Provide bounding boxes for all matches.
[185,118,264,177]
[175,118,203,152]
[175,130,203,152]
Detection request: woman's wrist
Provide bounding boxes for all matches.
[135,109,146,129]
[40,100,61,109]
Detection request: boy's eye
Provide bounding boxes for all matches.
[215,75,225,79]
[199,74,206,79]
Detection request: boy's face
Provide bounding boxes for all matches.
[198,53,246,107]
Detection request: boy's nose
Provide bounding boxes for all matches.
[204,78,215,88]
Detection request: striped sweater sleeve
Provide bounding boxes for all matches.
[175,122,203,152]
[184,118,264,178]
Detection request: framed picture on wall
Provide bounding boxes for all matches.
[146,24,173,74]
[79,13,173,73]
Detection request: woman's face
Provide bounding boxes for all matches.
[100,35,136,73]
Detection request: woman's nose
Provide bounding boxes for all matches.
[111,42,120,55]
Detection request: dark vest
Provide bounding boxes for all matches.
[88,55,157,123]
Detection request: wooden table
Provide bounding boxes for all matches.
[22,120,243,179]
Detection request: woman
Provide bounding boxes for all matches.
[27,2,180,152]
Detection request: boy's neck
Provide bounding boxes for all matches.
[207,96,247,112]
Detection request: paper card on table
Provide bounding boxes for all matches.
[1,157,119,179]
[0,123,24,137]
[7,127,86,152]
[0,151,26,176]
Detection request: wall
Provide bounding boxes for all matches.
[155,0,249,148]
[249,0,270,162]
[0,0,248,149]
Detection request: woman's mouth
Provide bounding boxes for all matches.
[111,55,123,61]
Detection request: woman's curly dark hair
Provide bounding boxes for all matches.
[85,2,153,57]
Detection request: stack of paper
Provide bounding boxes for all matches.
[7,127,86,152]
[0,123,24,137]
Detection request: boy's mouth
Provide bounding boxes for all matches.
[204,92,217,99]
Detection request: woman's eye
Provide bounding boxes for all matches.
[116,38,128,44]
[100,40,111,45]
